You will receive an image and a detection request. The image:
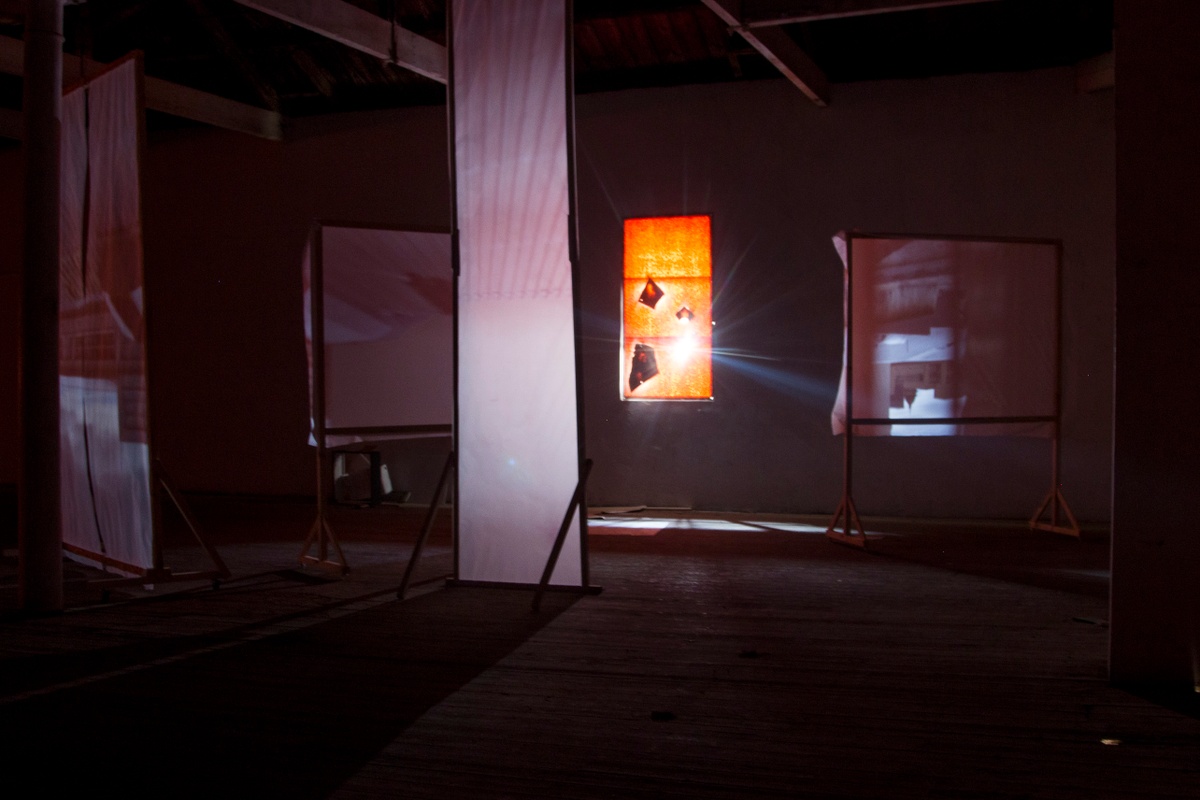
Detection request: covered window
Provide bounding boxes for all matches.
[622,215,713,400]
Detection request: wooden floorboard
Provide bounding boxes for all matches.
[0,502,1196,798]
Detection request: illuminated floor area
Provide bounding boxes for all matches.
[0,501,1197,798]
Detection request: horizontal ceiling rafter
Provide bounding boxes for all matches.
[231,0,446,84]
[700,0,830,106]
[0,34,283,140]
[740,0,1002,27]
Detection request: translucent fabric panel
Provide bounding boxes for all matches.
[302,226,453,444]
[622,215,713,400]
[832,233,1058,437]
[453,0,582,585]
[59,59,153,572]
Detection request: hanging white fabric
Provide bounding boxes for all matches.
[59,57,153,573]
[452,0,583,585]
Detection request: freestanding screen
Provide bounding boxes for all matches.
[452,0,583,586]
[303,225,453,446]
[59,57,153,573]
[832,234,1059,437]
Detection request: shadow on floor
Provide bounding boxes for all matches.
[858,519,1110,600]
[1123,683,1200,722]
[1,585,579,798]
[0,568,347,693]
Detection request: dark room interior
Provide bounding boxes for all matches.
[1,1,1198,797]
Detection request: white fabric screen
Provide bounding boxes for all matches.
[59,58,153,572]
[832,234,1058,437]
[453,0,582,585]
[303,225,453,446]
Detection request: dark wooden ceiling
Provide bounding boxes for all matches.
[0,0,1112,125]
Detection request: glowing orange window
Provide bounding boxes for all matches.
[622,215,712,400]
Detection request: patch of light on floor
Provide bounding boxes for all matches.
[588,517,829,534]
[588,517,675,529]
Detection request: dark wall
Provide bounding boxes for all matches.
[0,145,21,488]
[139,109,452,496]
[1109,0,1200,687]
[0,66,1114,520]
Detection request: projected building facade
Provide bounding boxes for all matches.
[622,215,713,400]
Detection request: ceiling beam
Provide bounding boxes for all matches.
[740,0,1002,27]
[232,0,446,84]
[0,29,21,75]
[0,0,24,24]
[1076,51,1114,93]
[0,35,283,140]
[186,0,281,111]
[143,75,283,140]
[700,0,830,106]
[0,105,20,140]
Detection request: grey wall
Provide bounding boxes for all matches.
[0,66,1114,520]
[577,69,1114,519]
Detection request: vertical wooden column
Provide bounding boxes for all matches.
[18,0,64,612]
[1110,0,1200,690]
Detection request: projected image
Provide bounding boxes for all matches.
[832,234,1059,437]
[58,57,155,571]
[622,215,712,400]
[305,227,454,442]
[870,269,966,436]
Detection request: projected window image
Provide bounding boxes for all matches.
[832,234,1059,436]
[622,215,712,400]
[871,271,966,435]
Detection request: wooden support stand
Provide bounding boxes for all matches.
[83,460,230,592]
[532,458,598,612]
[299,444,349,575]
[300,224,349,575]
[156,460,230,580]
[397,450,455,599]
[826,493,868,548]
[1029,433,1081,538]
[1030,487,1081,538]
[827,337,870,547]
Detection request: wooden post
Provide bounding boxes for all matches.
[532,458,592,612]
[299,227,349,573]
[1030,242,1079,538]
[18,0,65,612]
[828,235,866,547]
[445,0,461,583]
[563,0,592,592]
[397,450,455,600]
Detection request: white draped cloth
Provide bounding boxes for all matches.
[452,0,583,585]
[59,58,153,572]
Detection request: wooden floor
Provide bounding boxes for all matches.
[1,500,1198,798]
